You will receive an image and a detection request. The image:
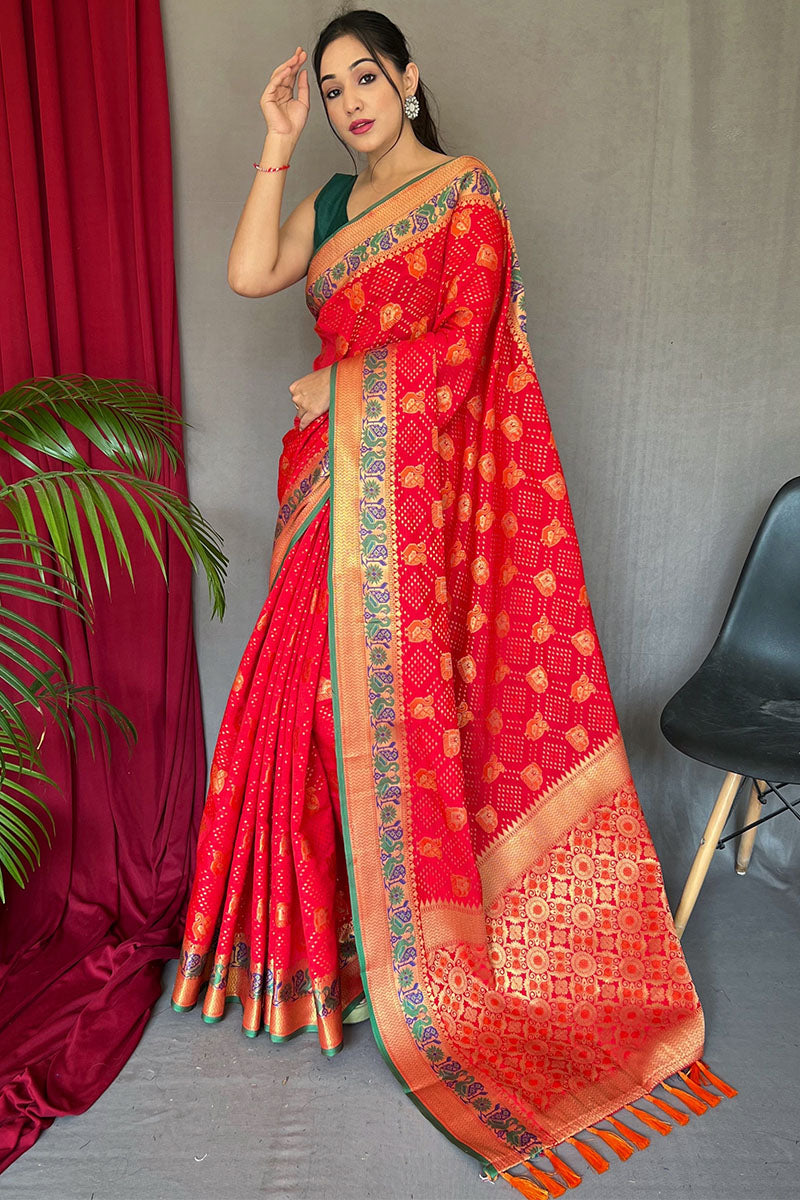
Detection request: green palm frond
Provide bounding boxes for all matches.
[0,727,57,902]
[0,532,90,620]
[0,696,38,781]
[32,674,137,760]
[0,529,95,781]
[0,374,228,616]
[0,374,183,478]
[0,675,137,902]
[1,464,227,619]
[0,373,229,900]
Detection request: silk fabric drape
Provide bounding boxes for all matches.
[170,151,736,1191]
[315,155,735,1184]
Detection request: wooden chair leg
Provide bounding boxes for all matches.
[735,778,766,875]
[673,771,744,939]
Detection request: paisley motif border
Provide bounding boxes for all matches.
[306,154,501,314]
[319,161,707,1172]
[328,341,549,1171]
[273,446,329,541]
[268,462,330,592]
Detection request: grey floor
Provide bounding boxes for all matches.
[2,864,797,1200]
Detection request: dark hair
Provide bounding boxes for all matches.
[311,7,447,180]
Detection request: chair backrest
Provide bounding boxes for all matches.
[712,477,800,674]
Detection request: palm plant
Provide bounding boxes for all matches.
[0,374,227,900]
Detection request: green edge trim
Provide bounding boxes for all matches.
[174,988,347,1054]
[269,485,331,597]
[313,156,461,258]
[342,990,367,1018]
[326,357,496,1177]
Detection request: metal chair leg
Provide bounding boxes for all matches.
[673,771,744,939]
[735,778,766,875]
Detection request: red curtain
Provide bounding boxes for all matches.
[0,0,205,1171]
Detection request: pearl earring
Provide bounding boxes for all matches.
[404,93,420,119]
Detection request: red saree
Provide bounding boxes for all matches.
[172,154,736,1192]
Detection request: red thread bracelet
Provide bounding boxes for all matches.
[253,161,290,172]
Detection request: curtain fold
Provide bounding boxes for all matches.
[0,0,205,1172]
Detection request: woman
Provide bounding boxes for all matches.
[171,9,735,1193]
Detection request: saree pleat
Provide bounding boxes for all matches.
[171,493,364,1053]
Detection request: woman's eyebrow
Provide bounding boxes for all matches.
[320,57,377,84]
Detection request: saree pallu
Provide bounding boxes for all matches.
[172,154,736,1192]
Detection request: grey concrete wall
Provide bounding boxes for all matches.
[162,0,800,900]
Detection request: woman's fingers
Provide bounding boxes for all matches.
[278,47,305,82]
[285,53,307,94]
[277,46,301,70]
[269,47,302,86]
[266,52,307,105]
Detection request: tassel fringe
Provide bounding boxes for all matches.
[606,1113,650,1149]
[495,1057,736,1195]
[642,1092,691,1124]
[678,1068,721,1106]
[623,1102,672,1134]
[541,1147,582,1187]
[498,1171,550,1198]
[523,1162,568,1196]
[586,1125,636,1161]
[661,1079,709,1114]
[693,1057,738,1098]
[565,1135,609,1173]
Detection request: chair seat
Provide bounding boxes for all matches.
[661,652,800,784]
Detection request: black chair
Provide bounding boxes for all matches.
[660,476,800,937]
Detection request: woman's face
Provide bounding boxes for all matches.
[319,33,414,152]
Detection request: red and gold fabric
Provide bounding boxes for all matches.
[172,154,735,1191]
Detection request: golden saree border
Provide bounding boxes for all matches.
[328,344,709,1175]
[171,937,364,1055]
[414,734,638,1059]
[306,153,487,313]
[416,736,632,941]
[319,160,737,1185]
[328,352,516,1170]
[268,435,330,591]
[477,732,632,907]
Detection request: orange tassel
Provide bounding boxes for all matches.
[499,1169,550,1198]
[642,1093,690,1125]
[542,1147,582,1188]
[678,1069,720,1107]
[586,1125,636,1161]
[623,1103,672,1134]
[661,1080,708,1114]
[692,1059,738,1098]
[606,1114,650,1149]
[524,1161,567,1196]
[566,1135,609,1173]
[493,1060,737,1199]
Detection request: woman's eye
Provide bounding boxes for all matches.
[325,73,375,101]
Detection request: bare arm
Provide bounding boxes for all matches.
[227,46,318,298]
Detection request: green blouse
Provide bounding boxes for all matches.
[312,159,461,255]
[313,173,357,254]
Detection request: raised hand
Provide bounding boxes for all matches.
[260,46,310,140]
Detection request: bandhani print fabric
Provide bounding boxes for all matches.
[171,154,736,1193]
